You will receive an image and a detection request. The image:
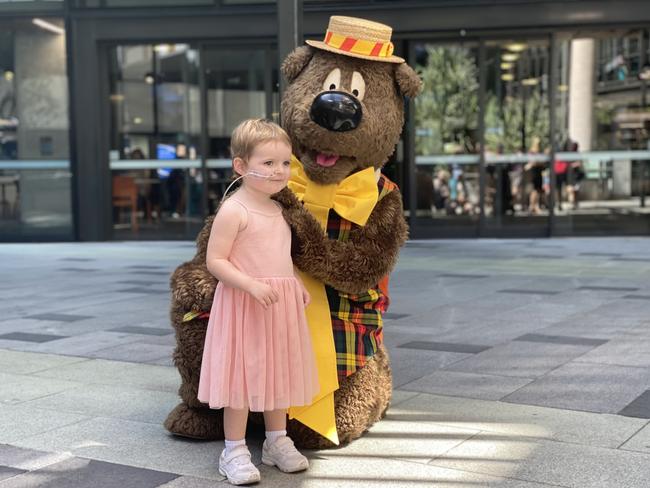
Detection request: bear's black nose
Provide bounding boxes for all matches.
[310,91,362,132]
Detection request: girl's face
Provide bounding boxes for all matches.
[235,140,292,196]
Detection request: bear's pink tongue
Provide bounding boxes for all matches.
[315,153,339,167]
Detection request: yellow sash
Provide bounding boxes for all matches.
[287,155,378,445]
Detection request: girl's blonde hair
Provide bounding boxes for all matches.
[230,118,291,162]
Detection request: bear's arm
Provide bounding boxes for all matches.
[170,214,218,313]
[170,260,217,312]
[283,189,408,294]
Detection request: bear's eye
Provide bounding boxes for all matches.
[351,71,366,101]
[322,68,341,92]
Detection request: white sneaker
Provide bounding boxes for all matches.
[218,445,261,485]
[261,436,309,473]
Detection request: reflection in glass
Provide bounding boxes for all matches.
[414,43,480,230]
[0,17,72,239]
[204,47,267,214]
[108,44,202,239]
[554,31,650,233]
[484,39,551,233]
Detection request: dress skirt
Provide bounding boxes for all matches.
[197,277,319,412]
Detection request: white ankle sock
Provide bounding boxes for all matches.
[224,438,246,455]
[265,429,287,445]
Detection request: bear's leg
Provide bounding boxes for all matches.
[164,316,224,440]
[288,344,392,449]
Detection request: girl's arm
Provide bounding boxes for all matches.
[206,200,279,307]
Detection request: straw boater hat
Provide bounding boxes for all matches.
[306,16,404,64]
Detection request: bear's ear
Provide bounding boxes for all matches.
[281,46,314,83]
[394,62,422,98]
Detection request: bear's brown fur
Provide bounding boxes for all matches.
[164,34,421,449]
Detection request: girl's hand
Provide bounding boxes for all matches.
[301,287,311,307]
[248,280,279,309]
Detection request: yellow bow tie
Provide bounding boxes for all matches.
[288,155,378,228]
[287,155,379,446]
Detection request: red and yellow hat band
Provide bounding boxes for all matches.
[324,30,394,59]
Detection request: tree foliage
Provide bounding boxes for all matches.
[415,45,479,155]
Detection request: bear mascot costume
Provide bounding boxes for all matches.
[164,15,421,449]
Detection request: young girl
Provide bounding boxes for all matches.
[197,118,319,485]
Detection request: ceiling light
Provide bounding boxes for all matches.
[505,43,527,52]
[3,71,14,81]
[558,84,569,92]
[133,117,143,124]
[154,44,172,55]
[500,62,513,70]
[144,74,155,85]
[501,73,514,81]
[522,77,539,86]
[502,53,519,62]
[33,18,65,35]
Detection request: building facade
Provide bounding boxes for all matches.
[1,0,650,241]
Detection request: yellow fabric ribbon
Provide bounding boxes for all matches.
[287,155,379,445]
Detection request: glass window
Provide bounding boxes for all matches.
[484,39,551,235]
[554,31,650,234]
[203,47,268,214]
[413,42,481,236]
[108,44,202,240]
[0,17,72,240]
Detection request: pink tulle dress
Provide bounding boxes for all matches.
[197,196,319,412]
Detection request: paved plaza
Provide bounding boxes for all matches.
[1,237,650,487]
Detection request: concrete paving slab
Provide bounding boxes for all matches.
[536,318,640,340]
[575,336,650,368]
[620,422,650,453]
[31,358,180,393]
[13,331,145,356]
[157,476,229,487]
[401,370,534,401]
[0,404,90,444]
[0,332,67,343]
[0,349,89,375]
[21,383,179,424]
[259,451,561,487]
[86,342,174,363]
[387,347,471,388]
[0,444,72,471]
[445,341,594,378]
[0,372,82,405]
[0,466,25,482]
[397,393,648,448]
[0,457,179,488]
[389,390,420,407]
[503,361,650,413]
[12,417,229,481]
[332,406,479,464]
[618,390,650,419]
[429,434,650,488]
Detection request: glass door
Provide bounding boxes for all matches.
[552,30,650,235]
[202,45,276,214]
[413,42,482,237]
[108,43,202,239]
[482,38,552,236]
[106,43,276,239]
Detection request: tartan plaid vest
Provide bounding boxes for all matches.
[326,173,398,380]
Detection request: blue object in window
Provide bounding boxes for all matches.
[157,143,176,160]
